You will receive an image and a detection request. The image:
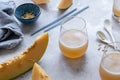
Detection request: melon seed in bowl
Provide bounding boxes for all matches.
[22,12,35,19]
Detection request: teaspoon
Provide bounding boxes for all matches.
[96,31,113,46]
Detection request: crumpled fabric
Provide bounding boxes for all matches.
[0,1,23,49]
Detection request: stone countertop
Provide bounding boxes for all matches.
[1,0,120,80]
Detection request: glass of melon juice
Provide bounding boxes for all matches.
[59,16,88,59]
[113,0,120,22]
[99,42,120,80]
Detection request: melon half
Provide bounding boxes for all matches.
[58,0,73,9]
[32,63,51,80]
[33,0,49,4]
[0,33,49,80]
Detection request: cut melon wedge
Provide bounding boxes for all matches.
[0,33,49,80]
[58,0,73,9]
[32,63,51,80]
[32,0,49,4]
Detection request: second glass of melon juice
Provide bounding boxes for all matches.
[99,42,120,80]
[59,16,88,59]
[113,0,120,22]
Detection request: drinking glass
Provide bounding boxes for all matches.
[59,16,88,59]
[113,0,120,22]
[99,42,120,80]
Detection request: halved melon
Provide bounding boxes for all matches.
[58,0,73,9]
[0,33,49,80]
[32,63,51,80]
[32,0,49,4]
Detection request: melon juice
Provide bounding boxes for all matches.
[59,29,88,58]
[99,53,120,80]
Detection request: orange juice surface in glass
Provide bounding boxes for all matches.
[59,29,88,58]
[99,53,120,80]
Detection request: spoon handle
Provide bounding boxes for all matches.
[109,31,115,42]
[107,30,117,49]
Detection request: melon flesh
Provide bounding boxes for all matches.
[58,0,73,9]
[33,0,49,4]
[0,33,49,80]
[32,63,51,80]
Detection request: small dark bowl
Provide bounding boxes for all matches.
[15,3,41,24]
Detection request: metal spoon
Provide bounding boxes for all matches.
[104,19,117,49]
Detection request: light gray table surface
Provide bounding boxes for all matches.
[1,0,120,80]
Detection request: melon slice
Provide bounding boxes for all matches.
[0,33,49,80]
[58,0,73,9]
[32,63,51,80]
[32,0,49,4]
